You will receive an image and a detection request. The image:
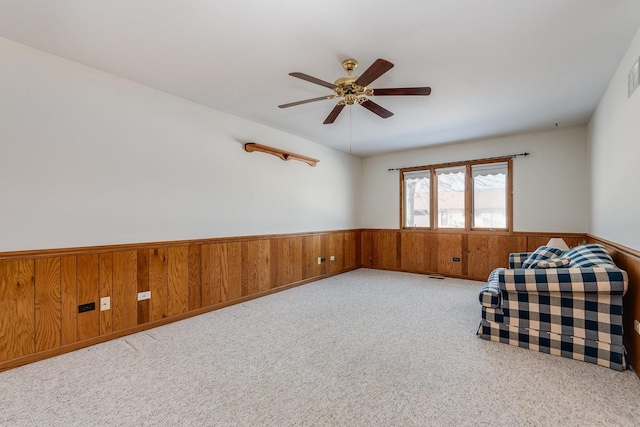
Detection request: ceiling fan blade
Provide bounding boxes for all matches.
[289,72,336,89]
[354,58,394,87]
[323,104,345,124]
[372,87,432,96]
[360,99,393,119]
[278,96,334,109]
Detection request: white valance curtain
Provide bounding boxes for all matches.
[404,162,507,179]
[436,166,465,176]
[471,162,508,177]
[403,170,431,181]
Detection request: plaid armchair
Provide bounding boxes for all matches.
[477,244,628,371]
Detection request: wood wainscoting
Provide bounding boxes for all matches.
[587,235,640,376]
[4,229,638,376]
[361,229,586,281]
[0,230,361,371]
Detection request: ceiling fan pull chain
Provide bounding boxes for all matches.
[349,106,352,153]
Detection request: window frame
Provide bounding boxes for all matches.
[400,157,513,232]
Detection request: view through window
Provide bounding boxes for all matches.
[401,159,511,230]
[403,170,430,227]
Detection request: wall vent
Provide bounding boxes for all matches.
[628,57,639,97]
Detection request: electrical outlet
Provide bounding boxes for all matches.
[100,297,111,311]
[635,319,640,335]
[318,257,322,265]
[330,256,335,261]
[78,302,95,313]
[137,291,151,301]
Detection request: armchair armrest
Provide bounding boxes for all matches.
[509,252,531,269]
[499,267,628,295]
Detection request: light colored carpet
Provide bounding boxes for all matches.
[1,269,640,426]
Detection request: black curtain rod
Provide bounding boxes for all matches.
[387,152,530,171]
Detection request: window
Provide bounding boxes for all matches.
[436,166,466,228]
[403,170,430,227]
[472,162,508,229]
[401,158,512,230]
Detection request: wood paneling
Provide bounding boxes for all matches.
[364,230,584,281]
[0,260,35,361]
[372,231,400,270]
[526,234,584,252]
[149,248,168,321]
[76,254,99,341]
[167,246,189,316]
[289,237,304,282]
[312,235,325,277]
[361,231,373,268]
[246,239,271,295]
[136,249,149,325]
[344,231,358,270]
[35,257,61,352]
[401,232,430,273]
[113,251,138,331]
[201,244,212,307]
[188,244,202,311]
[327,233,345,275]
[3,228,616,372]
[302,236,314,279]
[466,235,525,280]
[60,256,77,345]
[222,242,242,302]
[270,238,279,290]
[436,234,462,276]
[0,229,359,371]
[99,254,113,335]
[207,243,222,305]
[275,237,289,288]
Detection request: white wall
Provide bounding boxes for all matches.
[0,38,362,252]
[361,126,589,232]
[588,26,640,251]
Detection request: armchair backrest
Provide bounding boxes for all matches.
[509,252,531,269]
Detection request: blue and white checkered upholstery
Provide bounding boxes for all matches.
[521,246,564,268]
[509,252,530,269]
[564,243,615,268]
[478,245,628,371]
[477,321,626,371]
[534,258,571,269]
[479,268,503,308]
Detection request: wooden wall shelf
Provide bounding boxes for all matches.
[244,143,318,167]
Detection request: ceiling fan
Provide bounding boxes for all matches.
[278,58,431,124]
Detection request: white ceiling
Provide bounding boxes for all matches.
[1,1,640,157]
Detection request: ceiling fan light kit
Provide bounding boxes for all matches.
[279,58,431,124]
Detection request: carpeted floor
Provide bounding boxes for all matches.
[1,269,639,426]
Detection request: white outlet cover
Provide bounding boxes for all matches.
[100,296,110,311]
[330,256,335,261]
[137,291,151,301]
[317,257,322,265]
[635,319,640,335]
